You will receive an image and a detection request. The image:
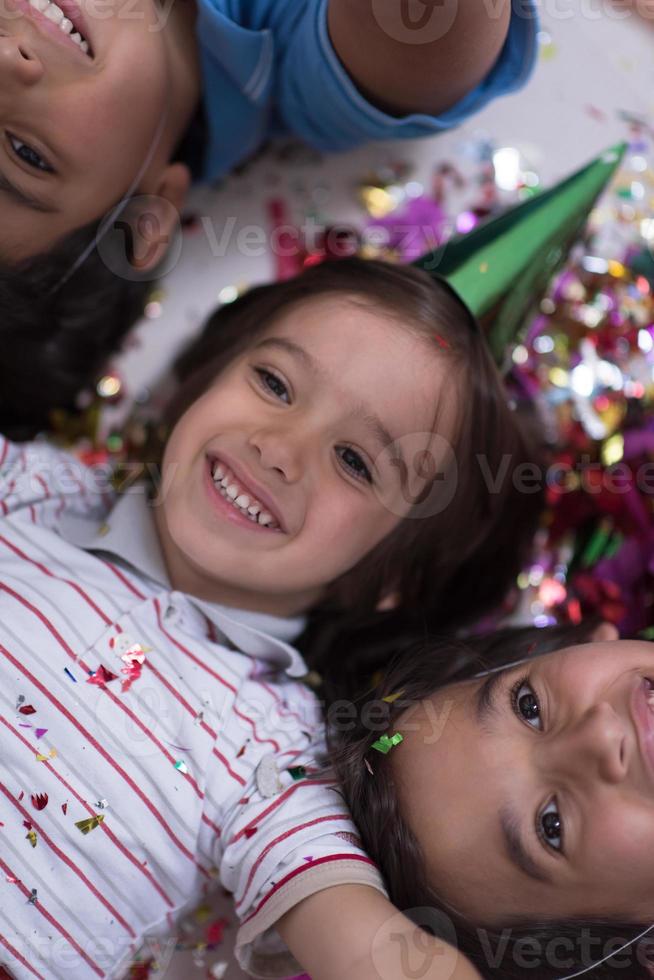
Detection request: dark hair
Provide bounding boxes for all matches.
[0,218,153,441]
[168,257,544,681]
[327,622,654,979]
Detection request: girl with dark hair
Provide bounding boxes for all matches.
[0,258,540,979]
[323,622,654,980]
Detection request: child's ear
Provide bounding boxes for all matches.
[113,163,191,276]
[591,622,619,643]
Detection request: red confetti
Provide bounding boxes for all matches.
[87,665,118,686]
[17,791,24,802]
[434,333,450,351]
[31,794,48,811]
[18,706,36,716]
[206,917,229,945]
[243,827,257,839]
[22,820,32,830]
[34,728,48,739]
[61,803,68,815]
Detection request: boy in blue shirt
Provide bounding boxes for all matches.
[0,0,537,434]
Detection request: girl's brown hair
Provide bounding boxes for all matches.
[327,623,654,979]
[167,258,544,683]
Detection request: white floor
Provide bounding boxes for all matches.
[120,5,654,977]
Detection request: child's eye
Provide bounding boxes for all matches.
[7,133,53,173]
[337,446,372,484]
[510,677,542,730]
[255,368,290,403]
[510,678,565,854]
[537,798,564,853]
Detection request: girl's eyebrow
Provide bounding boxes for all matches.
[475,670,555,884]
[475,669,505,725]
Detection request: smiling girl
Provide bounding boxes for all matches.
[0,258,539,979]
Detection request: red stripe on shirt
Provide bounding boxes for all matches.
[231,779,333,844]
[100,559,148,600]
[0,781,136,939]
[0,717,175,909]
[241,853,379,926]
[0,582,210,823]
[0,932,45,980]
[0,643,207,875]
[0,855,105,977]
[236,813,345,911]
[0,534,112,625]
[155,600,280,753]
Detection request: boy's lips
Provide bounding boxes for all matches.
[205,452,288,533]
[10,0,94,60]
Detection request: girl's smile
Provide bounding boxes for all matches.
[204,454,286,533]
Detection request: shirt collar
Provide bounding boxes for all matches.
[59,489,309,677]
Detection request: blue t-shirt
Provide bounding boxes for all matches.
[194,0,538,183]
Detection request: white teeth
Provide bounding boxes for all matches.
[45,3,64,23]
[30,0,91,52]
[210,461,280,528]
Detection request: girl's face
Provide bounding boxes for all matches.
[155,296,449,615]
[394,640,654,926]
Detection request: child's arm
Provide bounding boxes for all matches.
[327,0,512,116]
[277,884,481,980]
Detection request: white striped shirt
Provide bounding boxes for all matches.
[0,437,386,980]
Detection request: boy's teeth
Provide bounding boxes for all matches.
[44,3,64,23]
[29,0,90,51]
[225,484,239,501]
[235,494,250,509]
[247,503,261,516]
[213,464,226,481]
[258,513,274,527]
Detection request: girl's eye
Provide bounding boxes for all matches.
[538,799,563,852]
[7,133,53,173]
[337,446,372,484]
[510,677,542,731]
[256,369,290,403]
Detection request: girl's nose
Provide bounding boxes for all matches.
[247,427,304,483]
[0,36,44,85]
[547,701,628,786]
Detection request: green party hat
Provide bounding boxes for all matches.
[414,143,627,362]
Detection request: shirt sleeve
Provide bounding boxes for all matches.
[210,674,388,979]
[271,0,539,150]
[0,435,110,526]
